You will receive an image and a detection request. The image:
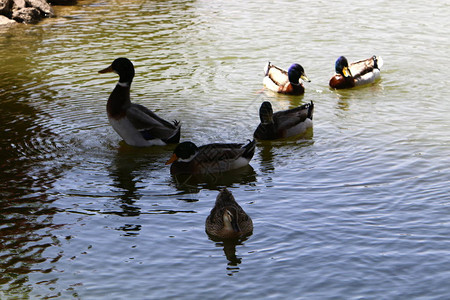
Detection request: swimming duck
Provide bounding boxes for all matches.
[263,62,310,95]
[99,57,181,147]
[165,140,256,175]
[253,101,314,140]
[329,55,383,89]
[205,188,253,239]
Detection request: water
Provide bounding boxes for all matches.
[1,0,449,298]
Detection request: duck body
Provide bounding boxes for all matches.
[254,101,314,140]
[329,55,382,89]
[100,58,180,147]
[166,140,256,175]
[263,62,310,95]
[205,188,253,239]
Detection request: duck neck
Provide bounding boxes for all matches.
[107,83,131,118]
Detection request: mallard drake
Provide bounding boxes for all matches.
[99,57,181,147]
[263,62,310,95]
[205,188,253,239]
[329,55,383,89]
[253,101,314,140]
[165,140,256,175]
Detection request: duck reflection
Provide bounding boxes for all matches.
[170,164,257,195]
[108,144,175,235]
[261,90,306,111]
[257,137,314,176]
[109,145,146,216]
[334,83,384,113]
[212,238,252,276]
[258,142,275,174]
[205,189,253,273]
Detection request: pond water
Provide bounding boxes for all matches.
[1,0,449,299]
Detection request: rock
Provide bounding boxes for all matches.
[26,0,54,17]
[12,6,41,23]
[13,0,25,9]
[0,0,13,17]
[0,14,16,24]
[1,0,75,24]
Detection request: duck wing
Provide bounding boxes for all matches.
[266,64,289,86]
[196,143,247,162]
[273,102,313,130]
[196,140,256,162]
[349,56,378,78]
[126,104,180,140]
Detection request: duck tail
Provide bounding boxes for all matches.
[308,101,314,120]
[242,139,256,160]
[163,122,181,144]
[373,55,383,70]
[264,61,272,76]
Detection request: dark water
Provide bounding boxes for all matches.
[1,0,449,299]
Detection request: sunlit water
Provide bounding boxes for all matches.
[1,0,449,299]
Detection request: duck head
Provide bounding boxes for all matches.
[216,188,238,206]
[99,57,135,86]
[335,56,352,77]
[288,63,310,84]
[259,101,274,124]
[165,141,198,164]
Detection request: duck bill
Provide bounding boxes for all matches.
[343,66,352,78]
[301,74,311,82]
[98,65,114,74]
[165,153,178,165]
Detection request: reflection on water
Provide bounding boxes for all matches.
[207,234,252,276]
[333,83,385,113]
[258,144,275,174]
[0,90,62,297]
[107,143,198,236]
[0,41,67,297]
[170,165,257,196]
[261,91,309,111]
[257,137,314,174]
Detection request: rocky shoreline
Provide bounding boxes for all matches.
[0,0,76,25]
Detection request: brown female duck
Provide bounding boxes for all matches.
[205,188,253,239]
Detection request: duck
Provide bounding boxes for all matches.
[165,140,256,175]
[205,188,253,239]
[99,57,181,147]
[253,101,314,140]
[329,55,383,89]
[263,62,310,95]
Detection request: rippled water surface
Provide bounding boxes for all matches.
[1,0,450,299]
